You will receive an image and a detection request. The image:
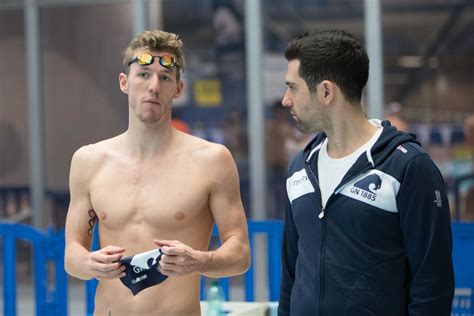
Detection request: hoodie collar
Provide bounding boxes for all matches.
[303,120,419,167]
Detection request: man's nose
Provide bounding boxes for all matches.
[148,75,160,94]
[282,91,292,108]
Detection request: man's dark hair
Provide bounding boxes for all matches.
[284,30,369,104]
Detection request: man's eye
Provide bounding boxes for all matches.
[138,72,150,78]
[160,75,171,81]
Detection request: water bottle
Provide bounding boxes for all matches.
[206,280,225,316]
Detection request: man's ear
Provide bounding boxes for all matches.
[119,73,128,94]
[173,80,184,99]
[320,80,336,104]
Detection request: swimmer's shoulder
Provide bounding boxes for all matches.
[179,132,235,171]
[70,135,122,172]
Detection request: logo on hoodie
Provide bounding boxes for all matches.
[350,173,382,201]
[340,170,400,213]
[287,168,315,203]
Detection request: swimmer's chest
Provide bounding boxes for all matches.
[89,158,211,227]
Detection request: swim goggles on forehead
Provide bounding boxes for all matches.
[128,52,178,68]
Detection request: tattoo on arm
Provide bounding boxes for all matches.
[87,209,98,237]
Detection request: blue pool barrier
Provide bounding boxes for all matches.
[199,220,285,302]
[1,221,473,316]
[0,223,67,316]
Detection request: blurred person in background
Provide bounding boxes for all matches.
[224,108,248,164]
[384,101,409,132]
[64,29,250,316]
[278,30,454,316]
[465,112,474,167]
[171,107,191,133]
[266,100,311,219]
[266,101,293,219]
[461,112,474,220]
[223,108,251,214]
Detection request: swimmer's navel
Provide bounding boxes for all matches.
[175,211,185,220]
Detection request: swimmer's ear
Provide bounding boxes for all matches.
[119,72,128,94]
[173,80,183,99]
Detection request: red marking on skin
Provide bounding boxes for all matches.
[175,211,185,220]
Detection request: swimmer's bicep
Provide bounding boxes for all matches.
[208,147,247,241]
[65,148,96,248]
[210,145,242,200]
[65,197,96,248]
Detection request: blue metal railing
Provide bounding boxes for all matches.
[199,220,284,302]
[1,221,473,316]
[0,223,67,316]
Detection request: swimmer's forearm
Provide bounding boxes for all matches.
[64,243,95,280]
[200,236,250,278]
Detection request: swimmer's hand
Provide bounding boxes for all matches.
[154,240,207,277]
[87,245,127,280]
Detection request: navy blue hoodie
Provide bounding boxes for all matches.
[278,121,454,316]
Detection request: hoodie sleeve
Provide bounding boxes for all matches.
[397,153,454,315]
[278,197,299,316]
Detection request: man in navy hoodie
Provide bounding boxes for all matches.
[278,30,454,316]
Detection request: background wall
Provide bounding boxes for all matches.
[0,0,473,222]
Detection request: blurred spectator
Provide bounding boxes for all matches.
[465,112,474,149]
[265,101,312,219]
[171,108,191,134]
[461,187,474,221]
[224,109,248,161]
[385,101,409,132]
[212,0,243,48]
[461,112,474,220]
[0,188,30,222]
[212,0,245,104]
[266,104,292,171]
[223,109,249,214]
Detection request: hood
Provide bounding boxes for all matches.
[302,120,420,167]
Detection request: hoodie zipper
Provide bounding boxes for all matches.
[305,161,324,218]
[305,160,325,316]
[305,151,374,315]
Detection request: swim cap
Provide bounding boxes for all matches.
[119,248,168,295]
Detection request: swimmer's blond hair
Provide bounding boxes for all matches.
[122,29,185,81]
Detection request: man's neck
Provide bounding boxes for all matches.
[325,113,379,159]
[124,122,175,160]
